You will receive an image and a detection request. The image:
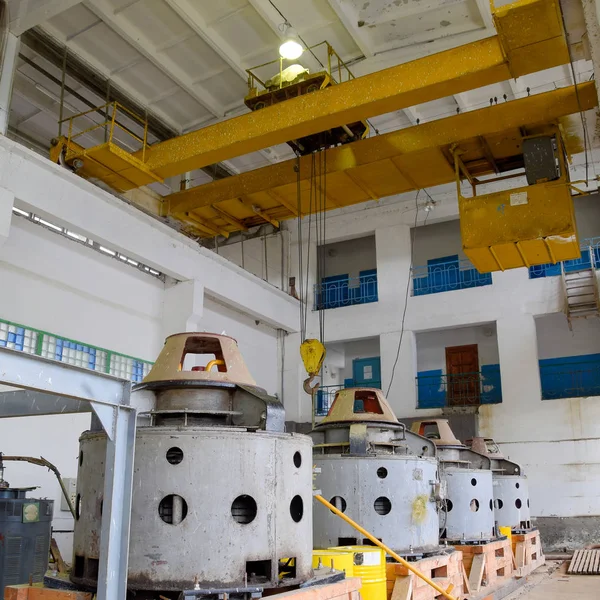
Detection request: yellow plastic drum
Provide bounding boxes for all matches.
[312,549,354,576]
[332,546,387,600]
[499,526,512,545]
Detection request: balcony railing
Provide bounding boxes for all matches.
[315,381,382,416]
[416,368,502,408]
[539,355,600,400]
[529,238,600,279]
[314,270,378,310]
[411,258,492,296]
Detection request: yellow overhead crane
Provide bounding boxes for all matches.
[167,83,596,271]
[48,0,595,271]
[51,0,569,188]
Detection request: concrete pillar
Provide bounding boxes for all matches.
[480,314,541,439]
[380,329,417,418]
[0,186,14,247]
[0,33,19,135]
[161,279,204,341]
[375,223,416,416]
[375,223,411,314]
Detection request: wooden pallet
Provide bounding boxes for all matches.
[511,530,545,577]
[567,548,600,575]
[452,538,513,594]
[386,551,464,600]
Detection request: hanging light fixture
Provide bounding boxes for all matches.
[279,22,303,60]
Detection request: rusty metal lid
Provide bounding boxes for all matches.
[317,388,400,426]
[466,436,504,458]
[409,419,463,446]
[141,332,257,387]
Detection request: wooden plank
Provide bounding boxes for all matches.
[568,549,582,574]
[461,562,471,595]
[50,537,68,574]
[515,542,526,569]
[390,576,412,600]
[468,554,486,593]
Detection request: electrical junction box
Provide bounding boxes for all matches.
[61,477,77,512]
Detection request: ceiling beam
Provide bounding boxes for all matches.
[9,0,84,36]
[22,27,234,181]
[84,0,223,117]
[163,0,248,81]
[21,28,179,139]
[326,0,373,57]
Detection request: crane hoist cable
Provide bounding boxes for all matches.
[299,146,329,425]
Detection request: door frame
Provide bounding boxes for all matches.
[445,344,480,406]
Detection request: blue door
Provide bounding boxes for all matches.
[352,357,381,389]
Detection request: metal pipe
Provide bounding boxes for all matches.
[314,494,459,600]
[58,47,67,137]
[205,359,225,372]
[1,455,75,518]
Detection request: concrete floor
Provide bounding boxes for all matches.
[503,560,600,599]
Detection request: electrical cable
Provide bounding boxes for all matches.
[559,5,593,184]
[386,190,421,397]
[296,155,305,341]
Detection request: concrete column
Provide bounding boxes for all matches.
[480,314,541,439]
[161,279,204,341]
[375,223,412,315]
[376,223,416,416]
[0,186,14,247]
[380,330,417,418]
[0,33,19,135]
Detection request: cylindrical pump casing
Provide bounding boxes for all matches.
[493,475,531,529]
[72,427,313,591]
[443,468,495,541]
[314,456,440,553]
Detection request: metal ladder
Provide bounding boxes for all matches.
[562,247,600,329]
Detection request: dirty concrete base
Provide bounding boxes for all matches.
[501,559,600,599]
[533,516,600,553]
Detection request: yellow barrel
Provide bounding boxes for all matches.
[312,549,355,576]
[499,526,512,545]
[331,546,386,600]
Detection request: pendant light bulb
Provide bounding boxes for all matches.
[279,22,303,60]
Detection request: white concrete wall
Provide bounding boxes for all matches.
[319,236,377,279]
[324,337,380,386]
[0,217,165,559]
[416,323,499,373]
[412,219,466,266]
[535,312,600,359]
[216,231,287,291]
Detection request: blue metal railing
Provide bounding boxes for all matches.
[416,368,502,408]
[529,238,600,279]
[314,270,378,310]
[314,381,382,416]
[411,258,492,296]
[540,355,600,400]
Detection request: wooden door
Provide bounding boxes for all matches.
[445,344,480,406]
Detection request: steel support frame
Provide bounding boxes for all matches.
[0,347,135,600]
